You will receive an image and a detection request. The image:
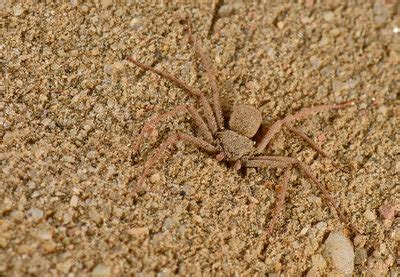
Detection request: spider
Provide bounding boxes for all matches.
[128,27,358,239]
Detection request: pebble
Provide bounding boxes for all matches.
[377,105,387,115]
[322,231,354,274]
[315,221,327,231]
[162,217,177,231]
[332,80,344,93]
[112,61,124,74]
[2,197,13,212]
[104,64,113,75]
[354,247,367,265]
[218,5,233,17]
[330,28,341,37]
[13,5,24,16]
[0,236,7,248]
[318,85,328,96]
[92,264,111,276]
[41,240,57,253]
[100,0,112,8]
[27,207,44,220]
[309,56,321,69]
[70,195,79,207]
[305,0,314,8]
[373,1,389,24]
[56,259,73,273]
[299,226,309,236]
[311,254,327,269]
[89,209,103,224]
[128,227,149,237]
[379,204,395,220]
[35,228,52,240]
[149,173,161,184]
[277,21,285,30]
[363,209,376,221]
[319,36,330,47]
[129,17,143,30]
[323,11,335,22]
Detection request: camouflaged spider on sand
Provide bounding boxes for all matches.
[128,27,358,238]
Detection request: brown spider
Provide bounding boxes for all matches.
[128,28,358,238]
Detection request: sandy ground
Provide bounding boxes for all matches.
[1,0,399,275]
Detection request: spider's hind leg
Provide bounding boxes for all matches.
[246,156,360,235]
[265,167,292,240]
[284,123,350,173]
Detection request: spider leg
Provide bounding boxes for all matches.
[265,167,292,239]
[247,155,359,234]
[187,27,224,130]
[132,104,213,159]
[256,101,355,153]
[133,132,218,198]
[128,57,218,134]
[284,123,349,173]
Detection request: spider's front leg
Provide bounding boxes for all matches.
[133,132,218,198]
[187,27,224,129]
[132,104,213,159]
[128,57,218,134]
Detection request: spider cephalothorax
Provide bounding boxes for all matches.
[128,26,358,240]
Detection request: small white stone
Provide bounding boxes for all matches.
[267,48,276,59]
[377,105,387,115]
[323,11,335,22]
[57,259,73,273]
[149,173,161,184]
[311,254,327,269]
[2,197,13,212]
[332,79,344,93]
[218,5,233,17]
[14,4,24,16]
[104,64,113,75]
[315,221,327,231]
[128,227,149,237]
[354,247,367,265]
[36,228,52,240]
[70,195,79,207]
[277,21,285,30]
[41,118,53,127]
[27,207,44,220]
[299,226,309,236]
[129,17,143,30]
[363,209,376,221]
[162,217,176,231]
[309,56,321,69]
[112,61,124,72]
[100,0,112,8]
[319,36,330,46]
[92,264,111,276]
[323,231,354,274]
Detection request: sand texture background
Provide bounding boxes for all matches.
[1,0,399,275]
